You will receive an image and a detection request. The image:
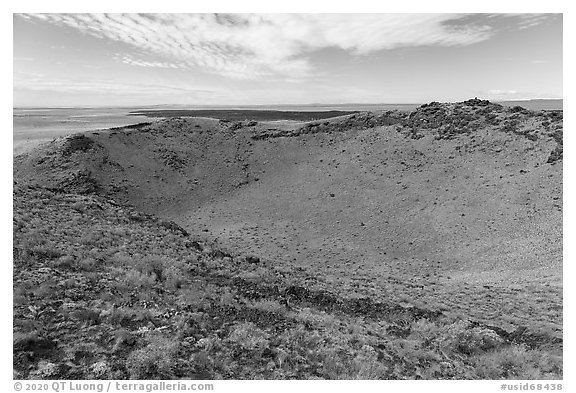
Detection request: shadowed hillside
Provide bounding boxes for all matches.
[13,99,563,379]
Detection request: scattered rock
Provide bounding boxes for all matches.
[245,255,260,264]
[62,134,96,157]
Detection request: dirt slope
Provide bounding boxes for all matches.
[14,99,563,338]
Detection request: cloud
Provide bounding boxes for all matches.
[480,88,562,101]
[18,13,554,80]
[13,71,213,97]
[116,54,184,69]
[486,89,518,96]
[13,57,34,62]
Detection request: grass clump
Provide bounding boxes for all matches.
[473,345,562,379]
[125,334,180,379]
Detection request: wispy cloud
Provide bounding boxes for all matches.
[13,71,213,97]
[481,89,546,100]
[17,13,555,81]
[115,54,184,69]
[13,57,34,62]
[486,89,518,96]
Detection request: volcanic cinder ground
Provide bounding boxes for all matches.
[14,99,563,338]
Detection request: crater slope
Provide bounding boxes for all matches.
[14,99,563,338]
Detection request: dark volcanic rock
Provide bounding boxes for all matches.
[58,170,100,194]
[462,98,492,107]
[62,135,96,157]
[547,145,563,164]
[547,125,563,164]
[158,219,190,236]
[245,255,260,264]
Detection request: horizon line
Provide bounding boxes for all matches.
[12,98,564,110]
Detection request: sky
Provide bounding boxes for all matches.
[13,13,563,107]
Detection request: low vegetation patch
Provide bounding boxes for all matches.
[13,184,562,379]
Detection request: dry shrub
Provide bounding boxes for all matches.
[125,334,179,379]
[473,345,562,379]
[227,322,270,352]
